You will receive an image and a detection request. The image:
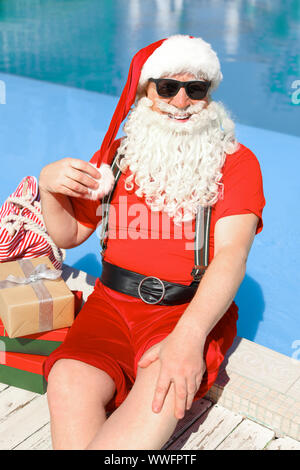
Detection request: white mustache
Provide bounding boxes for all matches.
[156,99,206,117]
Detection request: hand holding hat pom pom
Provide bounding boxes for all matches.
[87,163,115,200]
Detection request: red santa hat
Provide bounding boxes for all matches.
[91,35,222,168]
[138,35,222,96]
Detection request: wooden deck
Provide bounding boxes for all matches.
[0,382,299,450]
[1,264,299,450]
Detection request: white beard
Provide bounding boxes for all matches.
[116,96,239,224]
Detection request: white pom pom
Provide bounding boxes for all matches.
[87,163,115,200]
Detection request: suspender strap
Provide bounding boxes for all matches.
[100,156,123,252]
[99,154,212,281]
[191,206,211,281]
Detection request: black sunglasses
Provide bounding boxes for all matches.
[149,78,211,100]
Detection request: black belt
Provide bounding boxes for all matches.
[100,260,201,306]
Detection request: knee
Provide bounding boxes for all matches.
[46,359,78,411]
[46,358,116,414]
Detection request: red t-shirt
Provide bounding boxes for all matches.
[71,142,265,283]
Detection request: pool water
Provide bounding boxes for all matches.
[0,0,299,137]
[0,0,299,360]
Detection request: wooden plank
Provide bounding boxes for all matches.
[62,264,96,302]
[223,337,300,394]
[168,404,243,450]
[266,436,300,450]
[163,398,212,449]
[0,386,37,423]
[0,394,50,449]
[216,418,275,450]
[14,423,52,450]
[0,383,9,393]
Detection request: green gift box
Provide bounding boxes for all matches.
[0,318,68,355]
[0,351,47,394]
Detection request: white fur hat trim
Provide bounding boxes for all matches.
[138,35,222,94]
[87,163,115,200]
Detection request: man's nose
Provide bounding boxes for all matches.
[169,86,190,109]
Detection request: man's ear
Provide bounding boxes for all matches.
[136,82,149,99]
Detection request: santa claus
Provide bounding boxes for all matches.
[39,35,265,450]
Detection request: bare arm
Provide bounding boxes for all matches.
[138,212,259,419]
[39,157,101,248]
[178,212,259,337]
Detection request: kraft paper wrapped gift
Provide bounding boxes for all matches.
[0,291,82,355]
[0,256,74,338]
[0,317,69,355]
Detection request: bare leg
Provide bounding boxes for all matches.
[47,358,116,450]
[86,360,179,450]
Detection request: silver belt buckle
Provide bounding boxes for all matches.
[138,276,165,305]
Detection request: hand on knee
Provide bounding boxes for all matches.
[138,333,206,420]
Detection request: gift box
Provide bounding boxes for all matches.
[0,256,75,338]
[0,351,47,394]
[0,290,82,355]
[0,318,68,355]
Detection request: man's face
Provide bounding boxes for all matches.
[146,73,209,123]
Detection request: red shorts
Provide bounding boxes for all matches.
[43,278,238,411]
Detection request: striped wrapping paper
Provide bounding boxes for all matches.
[0,176,63,269]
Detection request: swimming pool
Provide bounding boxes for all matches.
[0,0,299,360]
[0,0,299,137]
